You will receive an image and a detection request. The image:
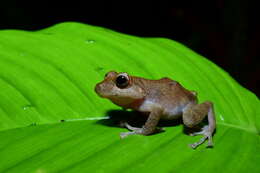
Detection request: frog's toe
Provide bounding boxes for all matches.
[189,130,214,149]
[207,141,214,148]
[189,136,208,149]
[189,143,199,149]
[206,134,213,148]
[120,132,130,138]
[120,131,136,139]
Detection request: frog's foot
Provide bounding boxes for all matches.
[120,123,164,139]
[189,126,213,149]
[189,125,209,136]
[124,122,164,133]
[120,129,143,138]
[120,122,144,138]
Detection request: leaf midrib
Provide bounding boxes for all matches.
[0,118,258,135]
[218,122,258,134]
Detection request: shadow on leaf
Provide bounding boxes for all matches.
[95,109,200,135]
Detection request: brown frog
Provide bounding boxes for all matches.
[95,71,216,149]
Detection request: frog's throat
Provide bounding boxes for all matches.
[126,98,145,109]
[109,96,145,110]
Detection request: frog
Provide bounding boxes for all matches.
[95,71,216,149]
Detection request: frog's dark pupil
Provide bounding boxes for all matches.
[116,76,127,84]
[116,75,128,88]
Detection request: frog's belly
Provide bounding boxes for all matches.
[138,100,183,120]
[162,107,183,120]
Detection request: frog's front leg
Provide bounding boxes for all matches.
[124,122,142,131]
[120,109,162,138]
[183,101,216,149]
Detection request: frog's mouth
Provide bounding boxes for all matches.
[95,87,117,99]
[108,96,144,109]
[109,96,134,107]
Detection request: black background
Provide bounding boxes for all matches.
[1,0,259,97]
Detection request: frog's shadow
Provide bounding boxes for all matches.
[96,110,203,135]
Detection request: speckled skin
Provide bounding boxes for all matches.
[95,71,216,149]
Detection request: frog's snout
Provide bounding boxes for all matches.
[95,83,103,96]
[95,82,109,98]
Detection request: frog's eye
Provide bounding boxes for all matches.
[116,74,129,88]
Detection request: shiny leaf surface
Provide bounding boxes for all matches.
[0,22,259,173]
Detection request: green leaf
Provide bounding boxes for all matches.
[0,22,259,173]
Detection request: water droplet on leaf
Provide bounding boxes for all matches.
[85,40,95,44]
[22,104,33,110]
[219,114,225,121]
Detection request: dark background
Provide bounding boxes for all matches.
[1,0,259,97]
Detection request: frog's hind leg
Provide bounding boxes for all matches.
[182,101,216,149]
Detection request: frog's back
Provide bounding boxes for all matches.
[134,77,197,119]
[138,77,196,102]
